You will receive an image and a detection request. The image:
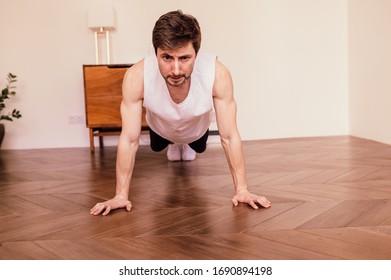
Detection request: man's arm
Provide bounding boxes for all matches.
[213,60,271,209]
[90,61,144,215]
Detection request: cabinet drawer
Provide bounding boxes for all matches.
[86,95,122,127]
[83,65,131,97]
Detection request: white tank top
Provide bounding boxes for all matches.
[143,50,216,144]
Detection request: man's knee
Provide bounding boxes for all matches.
[188,130,209,153]
[150,143,168,152]
[189,143,207,153]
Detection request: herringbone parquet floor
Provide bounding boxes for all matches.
[1,136,391,259]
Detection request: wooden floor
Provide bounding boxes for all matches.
[1,135,391,260]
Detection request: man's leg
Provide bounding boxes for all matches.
[182,130,210,161]
[149,128,171,152]
[188,129,209,153]
[149,128,181,161]
[149,128,209,161]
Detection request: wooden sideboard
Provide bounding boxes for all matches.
[83,64,147,153]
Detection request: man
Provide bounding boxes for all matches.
[90,10,271,216]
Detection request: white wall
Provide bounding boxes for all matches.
[0,0,349,150]
[237,0,348,140]
[348,0,391,145]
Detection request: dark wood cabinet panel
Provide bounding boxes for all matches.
[83,64,147,153]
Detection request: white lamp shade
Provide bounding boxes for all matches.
[88,2,117,30]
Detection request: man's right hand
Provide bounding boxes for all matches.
[90,194,132,216]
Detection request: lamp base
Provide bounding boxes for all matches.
[94,27,111,64]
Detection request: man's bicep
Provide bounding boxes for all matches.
[120,99,143,140]
[120,64,144,141]
[214,96,238,139]
[213,61,238,139]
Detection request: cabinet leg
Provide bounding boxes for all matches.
[99,136,104,149]
[89,128,95,153]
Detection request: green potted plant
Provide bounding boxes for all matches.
[0,73,22,148]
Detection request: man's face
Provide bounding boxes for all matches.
[156,42,196,88]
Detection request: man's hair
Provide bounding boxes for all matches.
[152,10,202,54]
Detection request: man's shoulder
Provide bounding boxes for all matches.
[212,59,233,98]
[125,59,145,80]
[214,60,231,81]
[122,59,145,99]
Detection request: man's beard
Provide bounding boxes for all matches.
[163,74,190,87]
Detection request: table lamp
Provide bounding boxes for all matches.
[88,2,117,64]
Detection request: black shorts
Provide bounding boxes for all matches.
[149,128,209,153]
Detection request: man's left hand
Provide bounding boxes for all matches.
[232,189,271,209]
